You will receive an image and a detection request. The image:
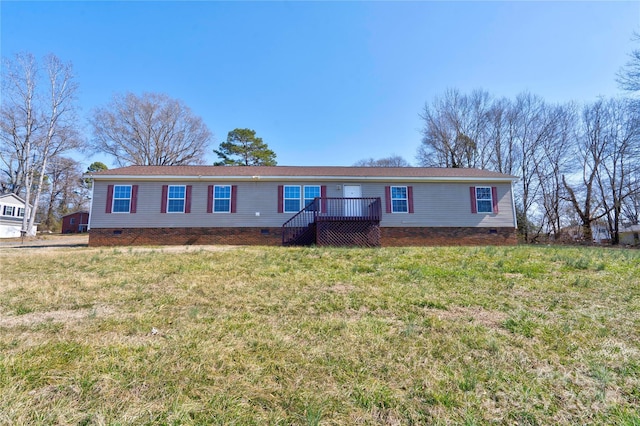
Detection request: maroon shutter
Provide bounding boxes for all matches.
[231,185,237,213]
[207,185,213,213]
[385,186,392,213]
[106,185,114,213]
[320,185,327,213]
[492,186,499,214]
[185,185,192,213]
[470,187,477,214]
[277,185,283,213]
[407,186,414,214]
[130,185,138,213]
[161,185,168,213]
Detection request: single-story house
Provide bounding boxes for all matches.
[620,224,640,246]
[0,193,36,238]
[562,222,612,244]
[85,165,519,247]
[61,211,90,234]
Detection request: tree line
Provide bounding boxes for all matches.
[416,89,639,244]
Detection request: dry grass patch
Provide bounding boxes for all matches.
[432,306,508,330]
[0,245,638,425]
[0,305,114,328]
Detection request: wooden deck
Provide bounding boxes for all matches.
[282,198,382,246]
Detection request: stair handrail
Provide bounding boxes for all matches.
[282,197,382,245]
[281,199,320,245]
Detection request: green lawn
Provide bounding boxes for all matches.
[0,245,639,425]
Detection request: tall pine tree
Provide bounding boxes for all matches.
[214,128,277,166]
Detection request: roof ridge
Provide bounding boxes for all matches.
[87,165,518,180]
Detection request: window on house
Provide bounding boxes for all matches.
[167,185,186,213]
[3,205,15,216]
[70,218,76,224]
[476,187,493,213]
[283,185,301,213]
[282,185,321,213]
[214,185,231,213]
[391,186,408,213]
[112,185,132,213]
[304,186,321,210]
[17,207,24,217]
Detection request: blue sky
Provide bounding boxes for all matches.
[2,1,638,168]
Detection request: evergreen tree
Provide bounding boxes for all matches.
[214,128,277,166]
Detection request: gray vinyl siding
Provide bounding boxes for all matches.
[90,180,515,229]
[376,182,514,228]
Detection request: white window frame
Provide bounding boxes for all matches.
[476,186,493,213]
[213,185,232,213]
[304,185,321,210]
[390,186,408,213]
[283,185,321,213]
[283,185,301,213]
[167,185,186,213]
[3,205,15,217]
[17,207,24,217]
[112,185,132,213]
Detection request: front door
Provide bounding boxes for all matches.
[343,185,362,216]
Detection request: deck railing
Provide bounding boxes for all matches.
[282,197,381,245]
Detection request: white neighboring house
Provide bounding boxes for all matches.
[0,193,37,238]
[591,222,611,244]
[620,224,640,246]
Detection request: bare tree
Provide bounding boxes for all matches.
[562,100,613,242]
[0,53,82,236]
[40,157,85,231]
[617,33,640,95]
[417,89,492,168]
[593,98,640,244]
[534,103,576,239]
[485,97,517,175]
[90,92,212,166]
[353,155,411,167]
[0,54,37,196]
[509,93,566,242]
[621,170,640,226]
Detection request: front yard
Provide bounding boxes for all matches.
[0,245,638,425]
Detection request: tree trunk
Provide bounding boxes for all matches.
[581,222,593,243]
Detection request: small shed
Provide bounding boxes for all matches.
[61,211,90,234]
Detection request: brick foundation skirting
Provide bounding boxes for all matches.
[88,227,283,247]
[381,226,517,246]
[89,226,517,247]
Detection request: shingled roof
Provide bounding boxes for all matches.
[88,165,518,181]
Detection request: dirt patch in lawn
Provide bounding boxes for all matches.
[0,234,241,255]
[434,306,508,329]
[0,234,89,249]
[0,305,114,328]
